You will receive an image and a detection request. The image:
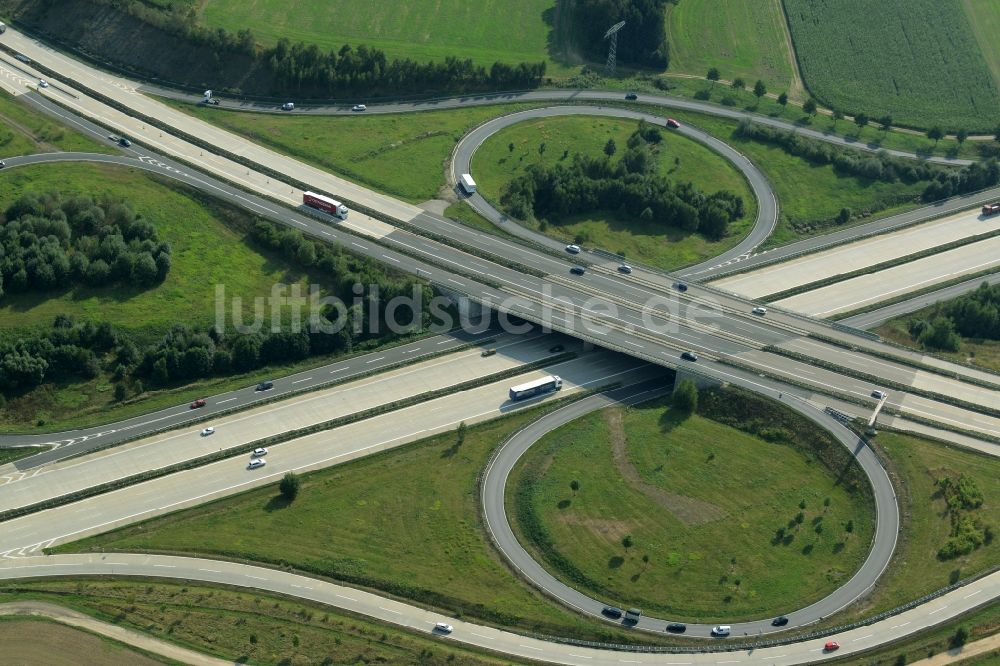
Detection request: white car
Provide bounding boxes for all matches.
[434,622,453,633]
[247,458,266,470]
[38,79,49,88]
[617,264,632,274]
[352,104,367,112]
[281,102,294,111]
[251,447,268,458]
[200,427,215,436]
[752,306,767,315]
[565,244,581,254]
[711,625,731,637]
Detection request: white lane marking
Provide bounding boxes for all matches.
[351,242,367,250]
[381,254,400,263]
[216,398,236,404]
[365,356,386,364]
[403,348,422,354]
[519,645,543,651]
[246,575,267,581]
[448,278,464,285]
[965,589,983,599]
[378,607,402,614]
[152,564,175,568]
[437,340,452,345]
[198,569,221,573]
[330,367,349,373]
[291,584,313,590]
[852,634,873,642]
[471,632,493,640]
[291,377,312,384]
[929,605,948,615]
[336,594,357,601]
[569,654,592,660]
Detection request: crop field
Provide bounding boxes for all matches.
[0,617,169,666]
[666,0,798,95]
[963,0,1000,93]
[197,0,558,70]
[783,0,1000,131]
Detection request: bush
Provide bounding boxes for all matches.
[673,379,698,414]
[280,472,300,501]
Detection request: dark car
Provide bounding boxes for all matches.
[625,92,638,100]
[256,380,274,391]
[570,266,586,275]
[680,351,698,362]
[602,606,623,619]
[190,398,206,409]
[118,137,131,147]
[771,616,789,627]
[674,282,688,292]
[481,348,497,357]
[549,345,565,353]
[666,623,687,633]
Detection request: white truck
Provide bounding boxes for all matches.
[509,375,562,401]
[459,173,477,194]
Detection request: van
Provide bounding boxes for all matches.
[624,608,642,623]
[459,173,477,194]
[711,625,731,637]
[871,390,887,400]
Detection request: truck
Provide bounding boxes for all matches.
[303,191,349,219]
[0,23,6,34]
[983,203,1000,216]
[459,173,477,194]
[509,375,562,401]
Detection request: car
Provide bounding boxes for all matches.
[211,98,220,105]
[752,306,767,316]
[824,641,840,652]
[251,447,268,458]
[674,282,688,292]
[14,54,31,64]
[771,616,789,627]
[624,92,638,100]
[119,137,131,147]
[38,79,49,88]
[617,264,633,274]
[352,104,367,111]
[256,380,274,391]
[0,161,5,168]
[108,134,119,142]
[665,622,687,633]
[681,351,698,362]
[481,348,497,357]
[200,427,215,436]
[570,266,586,275]
[281,102,295,111]
[549,344,565,353]
[871,390,887,400]
[434,622,453,633]
[666,118,681,129]
[565,244,581,254]
[711,625,731,637]
[247,458,266,469]
[190,398,206,409]
[601,606,623,619]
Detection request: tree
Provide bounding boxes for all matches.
[508,142,515,153]
[570,479,580,495]
[113,382,127,402]
[603,138,617,157]
[753,80,766,101]
[995,124,1000,143]
[837,207,852,225]
[956,128,968,145]
[538,142,546,156]
[622,534,633,549]
[706,67,720,83]
[731,77,745,91]
[879,115,893,132]
[927,126,945,145]
[832,108,844,124]
[950,626,969,649]
[673,378,698,414]
[777,92,788,107]
[803,98,818,116]
[456,420,467,446]
[280,471,300,501]
[854,113,869,130]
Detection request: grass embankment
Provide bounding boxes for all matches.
[0,446,50,465]
[0,162,412,432]
[0,581,531,666]
[0,616,174,665]
[0,89,111,155]
[875,303,1000,374]
[473,114,758,269]
[163,100,539,203]
[53,403,654,643]
[509,387,875,621]
[783,0,1000,132]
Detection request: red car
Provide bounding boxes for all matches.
[190,398,206,409]
[824,641,840,652]
[666,118,681,129]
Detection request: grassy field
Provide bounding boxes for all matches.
[509,394,874,621]
[666,0,797,95]
[0,446,50,464]
[0,162,405,432]
[875,301,1000,374]
[783,0,1000,131]
[658,108,928,248]
[473,114,758,269]
[53,402,658,643]
[855,431,1000,615]
[0,90,111,155]
[965,1,1000,97]
[197,0,561,72]
[165,101,538,203]
[0,581,533,666]
[0,616,174,665]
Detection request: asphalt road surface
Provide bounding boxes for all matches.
[842,272,1000,329]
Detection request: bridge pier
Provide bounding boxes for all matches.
[672,368,722,392]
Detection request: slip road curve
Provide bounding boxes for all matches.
[450,104,778,275]
[481,377,899,639]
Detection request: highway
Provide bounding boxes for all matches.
[842,272,1000,329]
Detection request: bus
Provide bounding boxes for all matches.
[509,375,562,401]
[303,191,349,219]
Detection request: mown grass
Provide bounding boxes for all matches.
[0,581,533,666]
[162,100,540,203]
[854,431,1000,616]
[875,301,1000,374]
[783,0,1000,131]
[0,617,175,666]
[473,114,758,269]
[508,393,874,621]
[0,90,111,155]
[197,0,562,72]
[52,403,660,643]
[665,0,796,94]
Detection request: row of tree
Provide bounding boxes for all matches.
[501,121,744,240]
[0,192,171,299]
[0,316,118,391]
[909,282,1000,352]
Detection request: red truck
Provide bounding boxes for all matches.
[303,191,349,220]
[983,203,1000,216]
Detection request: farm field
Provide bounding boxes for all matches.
[783,0,1000,131]
[0,617,170,665]
[666,0,798,96]
[963,0,1000,94]
[508,391,875,621]
[196,0,561,71]
[473,114,758,270]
